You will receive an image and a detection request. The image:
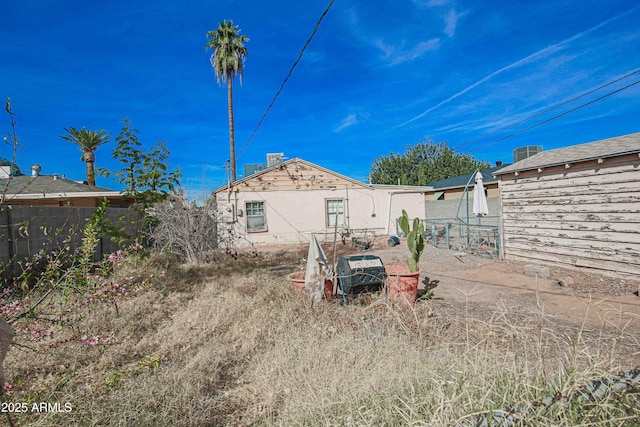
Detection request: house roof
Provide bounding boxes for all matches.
[494,132,640,175]
[425,164,509,190]
[0,175,123,200]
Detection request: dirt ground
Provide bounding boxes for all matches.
[254,235,640,331]
[373,240,640,331]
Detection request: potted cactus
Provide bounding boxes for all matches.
[386,209,424,303]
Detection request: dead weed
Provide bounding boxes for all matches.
[4,252,639,426]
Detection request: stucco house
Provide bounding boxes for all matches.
[494,132,640,280]
[0,168,129,207]
[212,158,430,245]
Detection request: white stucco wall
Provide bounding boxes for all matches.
[215,186,426,245]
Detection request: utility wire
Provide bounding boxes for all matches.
[466,78,640,153]
[455,68,640,151]
[237,0,336,159]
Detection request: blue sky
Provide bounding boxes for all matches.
[2,0,639,200]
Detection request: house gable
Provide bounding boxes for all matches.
[214,158,370,193]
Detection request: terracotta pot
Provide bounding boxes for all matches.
[385,265,421,304]
[287,271,334,300]
[323,277,335,300]
[287,271,306,297]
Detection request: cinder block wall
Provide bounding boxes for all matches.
[0,206,137,277]
[425,197,500,226]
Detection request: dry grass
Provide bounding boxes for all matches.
[4,252,639,426]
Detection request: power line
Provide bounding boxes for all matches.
[466,77,640,153]
[455,69,640,151]
[237,0,336,159]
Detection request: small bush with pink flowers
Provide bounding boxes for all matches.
[1,199,157,362]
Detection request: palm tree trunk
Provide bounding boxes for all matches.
[86,160,95,186]
[227,71,236,182]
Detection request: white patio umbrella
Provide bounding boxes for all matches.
[304,234,330,302]
[472,171,489,217]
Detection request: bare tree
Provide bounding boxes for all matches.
[147,198,234,264]
[2,98,23,204]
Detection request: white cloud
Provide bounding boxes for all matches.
[376,38,440,65]
[334,113,358,132]
[409,39,441,60]
[444,9,461,37]
[399,8,636,127]
[342,6,440,66]
[412,0,464,38]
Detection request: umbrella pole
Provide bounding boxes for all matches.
[455,170,478,246]
[466,190,470,246]
[332,221,338,276]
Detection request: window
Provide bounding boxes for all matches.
[246,201,267,232]
[326,199,344,227]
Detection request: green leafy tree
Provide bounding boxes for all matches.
[60,127,110,186]
[103,118,182,207]
[101,118,182,242]
[370,138,490,186]
[205,20,249,182]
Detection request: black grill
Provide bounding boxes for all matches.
[336,255,386,295]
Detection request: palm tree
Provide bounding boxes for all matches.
[205,20,249,182]
[61,127,110,186]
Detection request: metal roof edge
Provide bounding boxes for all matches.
[5,191,124,200]
[425,181,498,192]
[369,184,433,191]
